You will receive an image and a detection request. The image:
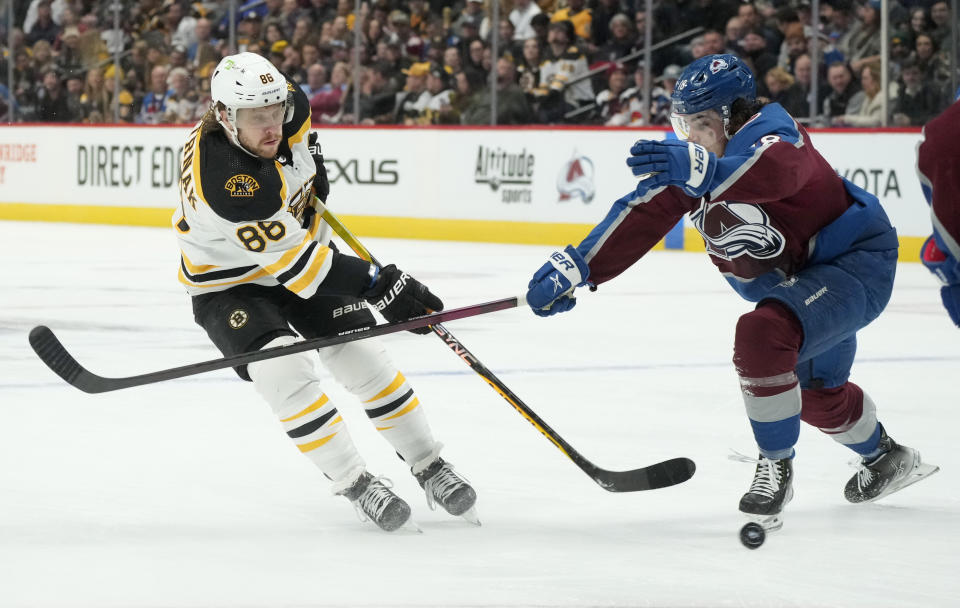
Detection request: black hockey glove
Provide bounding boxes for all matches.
[308,131,330,202]
[363,264,444,334]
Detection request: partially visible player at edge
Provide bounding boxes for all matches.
[525,54,938,532]
[917,86,960,328]
[172,52,477,532]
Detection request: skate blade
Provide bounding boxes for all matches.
[744,512,784,532]
[395,518,423,534]
[866,462,940,504]
[459,506,481,527]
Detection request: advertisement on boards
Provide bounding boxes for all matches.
[0,125,932,238]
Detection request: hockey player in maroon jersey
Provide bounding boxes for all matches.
[174,52,477,531]
[917,89,960,328]
[525,54,938,532]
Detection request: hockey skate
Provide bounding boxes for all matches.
[845,429,939,504]
[413,454,479,526]
[338,471,416,532]
[733,453,794,531]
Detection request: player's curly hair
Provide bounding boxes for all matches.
[728,96,771,134]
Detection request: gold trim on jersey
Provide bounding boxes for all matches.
[285,244,331,294]
[262,213,321,275]
[274,160,288,203]
[177,260,269,289]
[288,113,311,146]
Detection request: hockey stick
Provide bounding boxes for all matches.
[317,200,695,492]
[28,297,519,394]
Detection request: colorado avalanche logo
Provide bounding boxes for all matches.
[556,151,595,203]
[691,200,785,260]
[709,58,729,74]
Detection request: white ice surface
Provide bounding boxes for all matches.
[1,221,958,608]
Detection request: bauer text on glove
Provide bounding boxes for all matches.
[364,264,444,334]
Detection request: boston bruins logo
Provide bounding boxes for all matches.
[228,309,249,329]
[225,174,260,198]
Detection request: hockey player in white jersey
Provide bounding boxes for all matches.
[172,52,477,531]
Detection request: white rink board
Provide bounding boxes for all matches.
[0,124,932,236]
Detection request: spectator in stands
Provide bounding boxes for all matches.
[454,0,484,39]
[905,6,932,50]
[847,0,881,75]
[536,20,593,123]
[164,1,196,50]
[79,66,111,122]
[163,66,198,124]
[726,16,746,53]
[792,53,817,120]
[291,15,317,47]
[187,18,218,67]
[463,55,533,125]
[63,72,85,121]
[138,64,171,124]
[357,61,398,124]
[510,0,542,42]
[420,64,455,125]
[822,60,861,125]
[778,22,808,72]
[495,18,523,62]
[529,12,550,49]
[263,21,286,49]
[464,37,488,84]
[702,30,727,56]
[56,26,84,79]
[765,65,807,117]
[552,0,592,42]
[302,63,327,96]
[443,45,463,75]
[833,61,884,127]
[928,1,952,49]
[311,61,348,122]
[395,61,431,124]
[596,13,635,65]
[634,63,683,125]
[737,1,778,50]
[595,64,630,126]
[892,58,943,126]
[36,68,74,122]
[739,28,778,89]
[913,33,951,93]
[26,1,60,46]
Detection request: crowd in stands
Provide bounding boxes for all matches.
[0,0,956,128]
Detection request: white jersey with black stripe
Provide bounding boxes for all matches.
[172,80,334,298]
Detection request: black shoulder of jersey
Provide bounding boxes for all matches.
[197,129,285,223]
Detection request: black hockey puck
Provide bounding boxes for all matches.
[739,522,765,549]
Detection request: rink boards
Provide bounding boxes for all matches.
[0,123,929,261]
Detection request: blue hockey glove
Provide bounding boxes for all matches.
[626,140,716,198]
[526,245,590,317]
[940,285,960,328]
[921,236,960,327]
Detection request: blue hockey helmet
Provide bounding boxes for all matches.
[670,54,756,139]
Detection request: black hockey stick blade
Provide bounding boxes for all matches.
[587,457,696,492]
[29,296,523,394]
